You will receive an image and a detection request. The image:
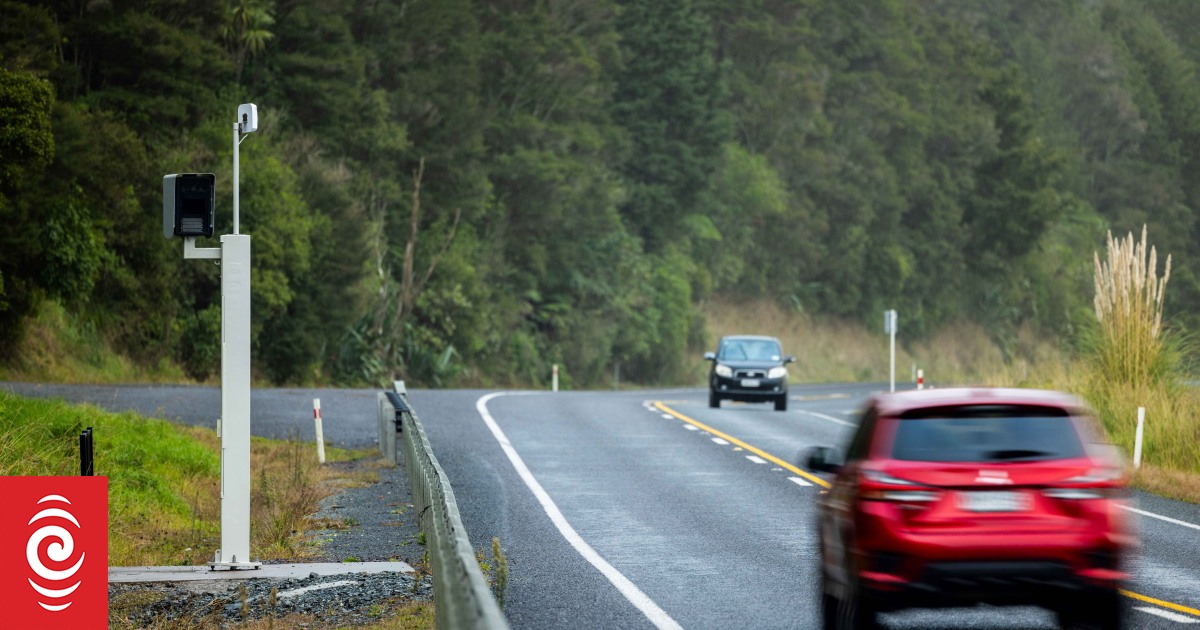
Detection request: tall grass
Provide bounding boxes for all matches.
[699,298,1067,386]
[1075,226,1200,495]
[0,300,191,384]
[1091,226,1173,385]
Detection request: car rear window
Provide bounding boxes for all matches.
[890,405,1085,463]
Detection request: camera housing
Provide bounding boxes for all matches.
[237,103,258,134]
[163,173,216,238]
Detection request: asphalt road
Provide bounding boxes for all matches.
[5,381,1200,628]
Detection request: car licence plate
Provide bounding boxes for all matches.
[960,491,1029,513]
[741,378,760,388]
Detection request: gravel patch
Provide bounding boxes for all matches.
[111,570,430,626]
[110,454,433,628]
[308,459,426,565]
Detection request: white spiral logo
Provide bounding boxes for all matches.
[26,494,85,612]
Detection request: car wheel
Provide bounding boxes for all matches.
[820,571,838,630]
[836,574,878,630]
[708,390,720,408]
[1057,589,1125,630]
[774,395,788,412]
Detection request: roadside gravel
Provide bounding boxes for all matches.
[110,457,433,628]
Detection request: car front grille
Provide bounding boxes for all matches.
[735,369,766,379]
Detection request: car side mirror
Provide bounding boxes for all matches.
[785,356,795,364]
[805,446,843,474]
[704,352,716,361]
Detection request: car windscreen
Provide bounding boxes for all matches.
[718,340,781,361]
[890,405,1085,463]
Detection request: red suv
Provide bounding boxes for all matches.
[808,388,1135,629]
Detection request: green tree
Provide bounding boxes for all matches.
[610,0,729,253]
[0,69,56,348]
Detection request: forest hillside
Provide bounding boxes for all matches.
[2,0,1199,388]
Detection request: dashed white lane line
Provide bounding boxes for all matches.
[477,393,683,630]
[1135,607,1200,624]
[1121,505,1200,532]
[788,477,813,487]
[660,414,674,419]
[745,455,767,464]
[799,410,855,427]
[711,437,730,446]
[683,425,699,431]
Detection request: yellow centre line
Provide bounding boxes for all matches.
[653,400,1200,619]
[1121,589,1200,617]
[654,401,830,488]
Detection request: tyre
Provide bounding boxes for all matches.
[820,572,838,630]
[836,575,878,630]
[774,394,788,412]
[708,390,720,408]
[1057,589,1125,630]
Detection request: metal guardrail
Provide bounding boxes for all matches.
[380,382,509,630]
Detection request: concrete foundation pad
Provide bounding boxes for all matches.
[110,561,414,583]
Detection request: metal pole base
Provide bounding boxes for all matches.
[207,561,262,571]
[208,550,262,571]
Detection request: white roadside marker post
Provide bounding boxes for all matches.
[314,398,326,464]
[1134,406,1145,468]
[917,369,924,390]
[884,309,897,393]
[552,363,559,392]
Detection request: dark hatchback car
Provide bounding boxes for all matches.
[704,335,794,411]
[807,388,1134,630]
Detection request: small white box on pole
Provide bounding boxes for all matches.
[1133,406,1145,468]
[314,398,326,465]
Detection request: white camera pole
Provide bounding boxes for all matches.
[172,104,259,570]
[182,105,258,570]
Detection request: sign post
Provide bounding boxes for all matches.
[167,103,260,571]
[884,309,897,393]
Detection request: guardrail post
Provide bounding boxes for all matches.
[377,392,387,457]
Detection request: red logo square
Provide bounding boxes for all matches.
[0,477,108,630]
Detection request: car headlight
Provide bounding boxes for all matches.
[714,364,733,378]
[768,366,788,379]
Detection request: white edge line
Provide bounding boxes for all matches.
[477,392,683,630]
[1135,607,1200,623]
[800,410,855,427]
[1120,505,1200,532]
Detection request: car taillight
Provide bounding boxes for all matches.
[1042,468,1126,500]
[859,469,941,503]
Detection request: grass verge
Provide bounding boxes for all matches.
[0,389,373,566]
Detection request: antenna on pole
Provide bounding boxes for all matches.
[233,104,258,235]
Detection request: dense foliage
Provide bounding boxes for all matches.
[3,0,1199,387]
